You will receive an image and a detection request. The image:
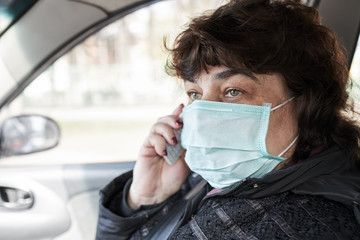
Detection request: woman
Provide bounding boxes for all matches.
[96,0,360,239]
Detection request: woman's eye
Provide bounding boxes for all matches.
[188,91,202,100]
[225,89,243,98]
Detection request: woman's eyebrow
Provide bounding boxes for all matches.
[214,69,258,81]
[186,69,258,83]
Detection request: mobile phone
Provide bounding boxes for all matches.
[164,128,184,165]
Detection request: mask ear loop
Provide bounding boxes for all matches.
[271,97,295,112]
[278,136,298,157]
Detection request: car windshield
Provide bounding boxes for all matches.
[0,0,35,35]
[0,0,36,102]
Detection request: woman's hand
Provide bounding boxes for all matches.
[127,104,189,209]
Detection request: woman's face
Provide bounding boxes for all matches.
[184,65,299,159]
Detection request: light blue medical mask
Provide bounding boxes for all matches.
[181,98,297,189]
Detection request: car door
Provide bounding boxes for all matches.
[0,0,359,240]
[0,0,225,239]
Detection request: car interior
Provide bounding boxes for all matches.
[0,0,359,239]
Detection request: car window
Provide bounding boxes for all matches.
[0,0,224,166]
[0,0,36,35]
[0,0,36,100]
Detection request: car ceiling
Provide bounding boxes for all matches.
[0,0,159,108]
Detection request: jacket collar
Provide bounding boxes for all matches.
[209,145,360,209]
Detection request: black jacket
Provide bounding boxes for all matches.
[96,146,360,239]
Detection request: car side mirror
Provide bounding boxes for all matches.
[0,115,60,158]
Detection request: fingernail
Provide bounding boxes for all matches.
[176,120,183,126]
[163,150,167,156]
[172,137,178,144]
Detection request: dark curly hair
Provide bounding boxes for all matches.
[165,0,360,168]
